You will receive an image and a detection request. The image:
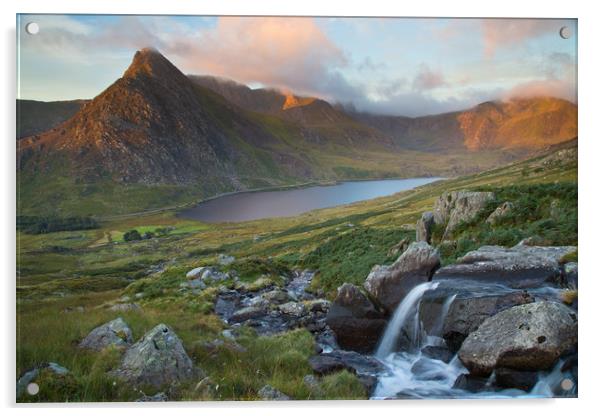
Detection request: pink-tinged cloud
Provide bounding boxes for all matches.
[481,19,560,57]
[504,78,576,103]
[171,17,349,99]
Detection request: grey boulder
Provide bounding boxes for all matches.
[458,301,577,376]
[79,317,133,351]
[113,324,198,388]
[326,283,387,353]
[433,243,576,288]
[364,241,440,313]
[433,191,495,238]
[258,384,290,400]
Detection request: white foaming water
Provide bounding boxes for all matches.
[370,281,577,399]
[375,281,439,358]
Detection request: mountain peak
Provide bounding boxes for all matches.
[123,47,182,80]
[282,93,316,110]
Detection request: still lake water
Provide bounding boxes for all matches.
[179,177,442,223]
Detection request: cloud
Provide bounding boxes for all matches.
[165,17,352,100]
[481,19,560,57]
[412,64,447,91]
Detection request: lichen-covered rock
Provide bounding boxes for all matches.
[433,191,495,238]
[113,324,198,388]
[433,243,576,288]
[458,301,577,376]
[326,283,387,353]
[364,242,440,313]
[228,306,266,324]
[416,211,435,243]
[278,301,306,317]
[79,317,133,351]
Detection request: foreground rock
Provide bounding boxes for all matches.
[257,384,290,400]
[458,301,577,376]
[364,242,440,313]
[433,191,495,238]
[433,243,576,288]
[113,324,198,388]
[79,317,133,351]
[442,290,534,351]
[326,283,387,353]
[309,350,383,394]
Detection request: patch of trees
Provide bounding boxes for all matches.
[17,215,99,234]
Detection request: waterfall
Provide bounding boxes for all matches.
[375,281,439,359]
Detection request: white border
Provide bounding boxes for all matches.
[2,1,601,415]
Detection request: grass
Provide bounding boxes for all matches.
[15,142,578,401]
[432,182,578,264]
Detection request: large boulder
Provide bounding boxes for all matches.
[458,301,577,376]
[326,283,387,353]
[433,243,576,288]
[441,291,534,351]
[79,317,133,351]
[364,242,440,313]
[416,211,435,243]
[113,324,198,388]
[433,191,495,236]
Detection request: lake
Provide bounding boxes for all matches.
[179,177,443,223]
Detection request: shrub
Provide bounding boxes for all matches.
[123,229,142,242]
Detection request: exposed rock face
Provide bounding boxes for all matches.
[364,242,440,313]
[258,384,290,400]
[113,324,197,388]
[326,283,387,353]
[433,191,495,238]
[442,291,535,351]
[416,211,435,243]
[486,201,514,225]
[79,317,133,351]
[433,243,576,288]
[458,301,577,376]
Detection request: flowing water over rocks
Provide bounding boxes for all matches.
[368,281,577,399]
[213,270,337,351]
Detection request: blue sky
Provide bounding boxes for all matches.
[17,15,577,116]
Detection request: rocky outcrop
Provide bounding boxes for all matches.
[433,243,576,288]
[326,283,387,353]
[416,211,435,243]
[433,191,495,238]
[458,301,577,376]
[113,324,198,388]
[364,242,440,313]
[79,317,133,351]
[486,201,514,225]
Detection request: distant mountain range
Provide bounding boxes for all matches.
[17,48,577,216]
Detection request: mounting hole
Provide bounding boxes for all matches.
[559,26,571,39]
[560,378,574,391]
[26,382,39,395]
[25,22,39,35]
